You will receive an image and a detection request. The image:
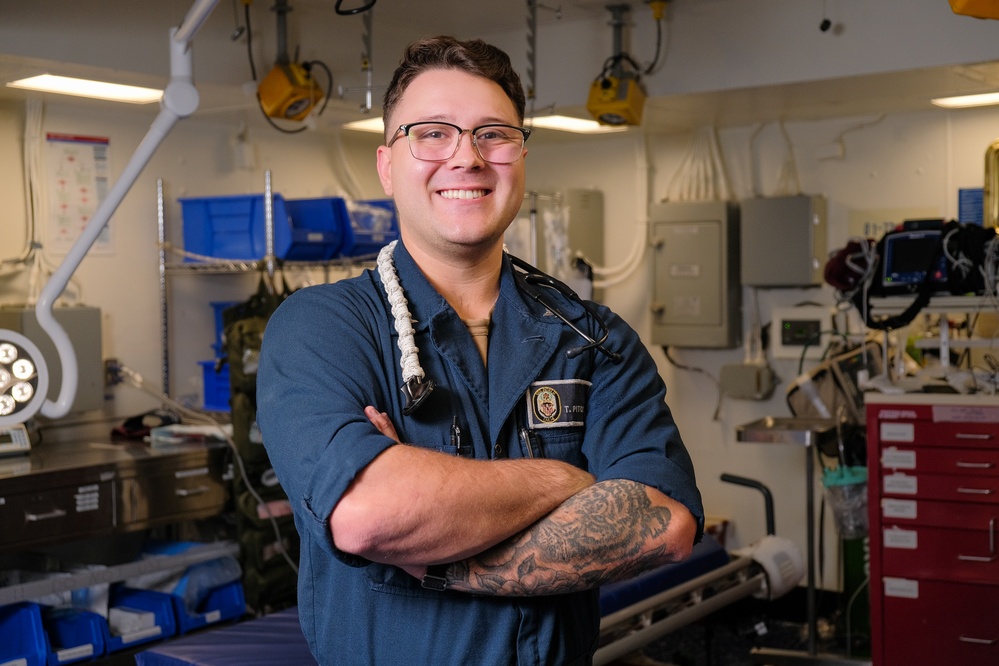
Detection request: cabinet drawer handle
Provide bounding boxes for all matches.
[24,508,68,522]
[175,486,210,497]
[961,517,999,562]
[958,636,997,645]
[956,461,995,469]
[956,433,993,441]
[957,487,993,495]
[958,554,998,562]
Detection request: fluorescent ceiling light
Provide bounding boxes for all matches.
[528,115,629,134]
[343,117,385,133]
[931,92,999,109]
[6,74,163,104]
[343,115,628,136]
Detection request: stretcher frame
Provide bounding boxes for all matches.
[594,553,766,665]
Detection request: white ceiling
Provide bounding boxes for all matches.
[2,0,999,138]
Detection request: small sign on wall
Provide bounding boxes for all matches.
[45,132,113,254]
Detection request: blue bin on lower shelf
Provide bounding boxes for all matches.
[200,360,230,412]
[171,580,246,634]
[0,602,47,666]
[43,607,106,665]
[210,301,240,359]
[104,588,176,653]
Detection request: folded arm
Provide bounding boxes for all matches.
[445,478,697,595]
[338,407,697,594]
[329,407,596,567]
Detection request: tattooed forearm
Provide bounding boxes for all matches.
[446,478,678,596]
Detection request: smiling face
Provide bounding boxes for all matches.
[375,68,527,263]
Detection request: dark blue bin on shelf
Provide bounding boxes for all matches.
[210,301,239,359]
[0,602,48,666]
[342,199,400,257]
[170,580,246,634]
[179,194,347,262]
[43,607,106,665]
[104,587,176,653]
[200,360,231,412]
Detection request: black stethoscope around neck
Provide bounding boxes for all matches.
[398,252,622,416]
[507,254,623,363]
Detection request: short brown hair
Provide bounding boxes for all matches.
[382,36,526,142]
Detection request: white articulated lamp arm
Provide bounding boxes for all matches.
[0,0,219,427]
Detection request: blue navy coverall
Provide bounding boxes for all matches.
[257,241,704,665]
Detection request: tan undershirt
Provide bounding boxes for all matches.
[464,316,490,367]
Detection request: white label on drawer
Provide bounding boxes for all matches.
[884,527,918,549]
[204,609,222,623]
[881,422,914,442]
[75,488,101,512]
[933,405,999,423]
[882,447,916,469]
[884,577,919,599]
[883,473,918,495]
[882,498,917,520]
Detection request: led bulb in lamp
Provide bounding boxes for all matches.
[0,331,49,426]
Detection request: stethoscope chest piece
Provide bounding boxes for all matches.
[401,377,435,416]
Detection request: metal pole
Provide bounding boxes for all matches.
[264,170,276,278]
[607,4,629,79]
[806,443,817,656]
[157,178,170,396]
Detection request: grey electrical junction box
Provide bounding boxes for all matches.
[650,200,741,348]
[0,305,104,414]
[740,195,827,287]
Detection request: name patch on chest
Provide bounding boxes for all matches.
[525,379,592,429]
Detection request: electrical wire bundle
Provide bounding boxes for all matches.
[982,232,999,308]
[664,126,731,203]
[0,98,82,307]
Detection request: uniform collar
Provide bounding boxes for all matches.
[389,241,449,331]
[385,242,581,442]
[388,242,565,327]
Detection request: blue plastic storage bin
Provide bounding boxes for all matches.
[342,199,400,258]
[180,194,400,261]
[170,580,246,634]
[180,194,348,261]
[210,301,239,359]
[104,587,176,653]
[43,607,106,665]
[0,602,48,666]
[200,360,230,412]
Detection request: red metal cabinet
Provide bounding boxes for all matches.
[867,395,999,666]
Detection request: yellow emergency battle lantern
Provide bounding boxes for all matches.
[587,73,646,126]
[950,0,999,19]
[258,62,324,122]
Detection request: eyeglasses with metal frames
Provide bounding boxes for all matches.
[387,121,531,164]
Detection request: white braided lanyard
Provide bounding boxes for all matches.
[376,240,433,413]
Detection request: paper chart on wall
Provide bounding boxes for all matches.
[46,132,113,255]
